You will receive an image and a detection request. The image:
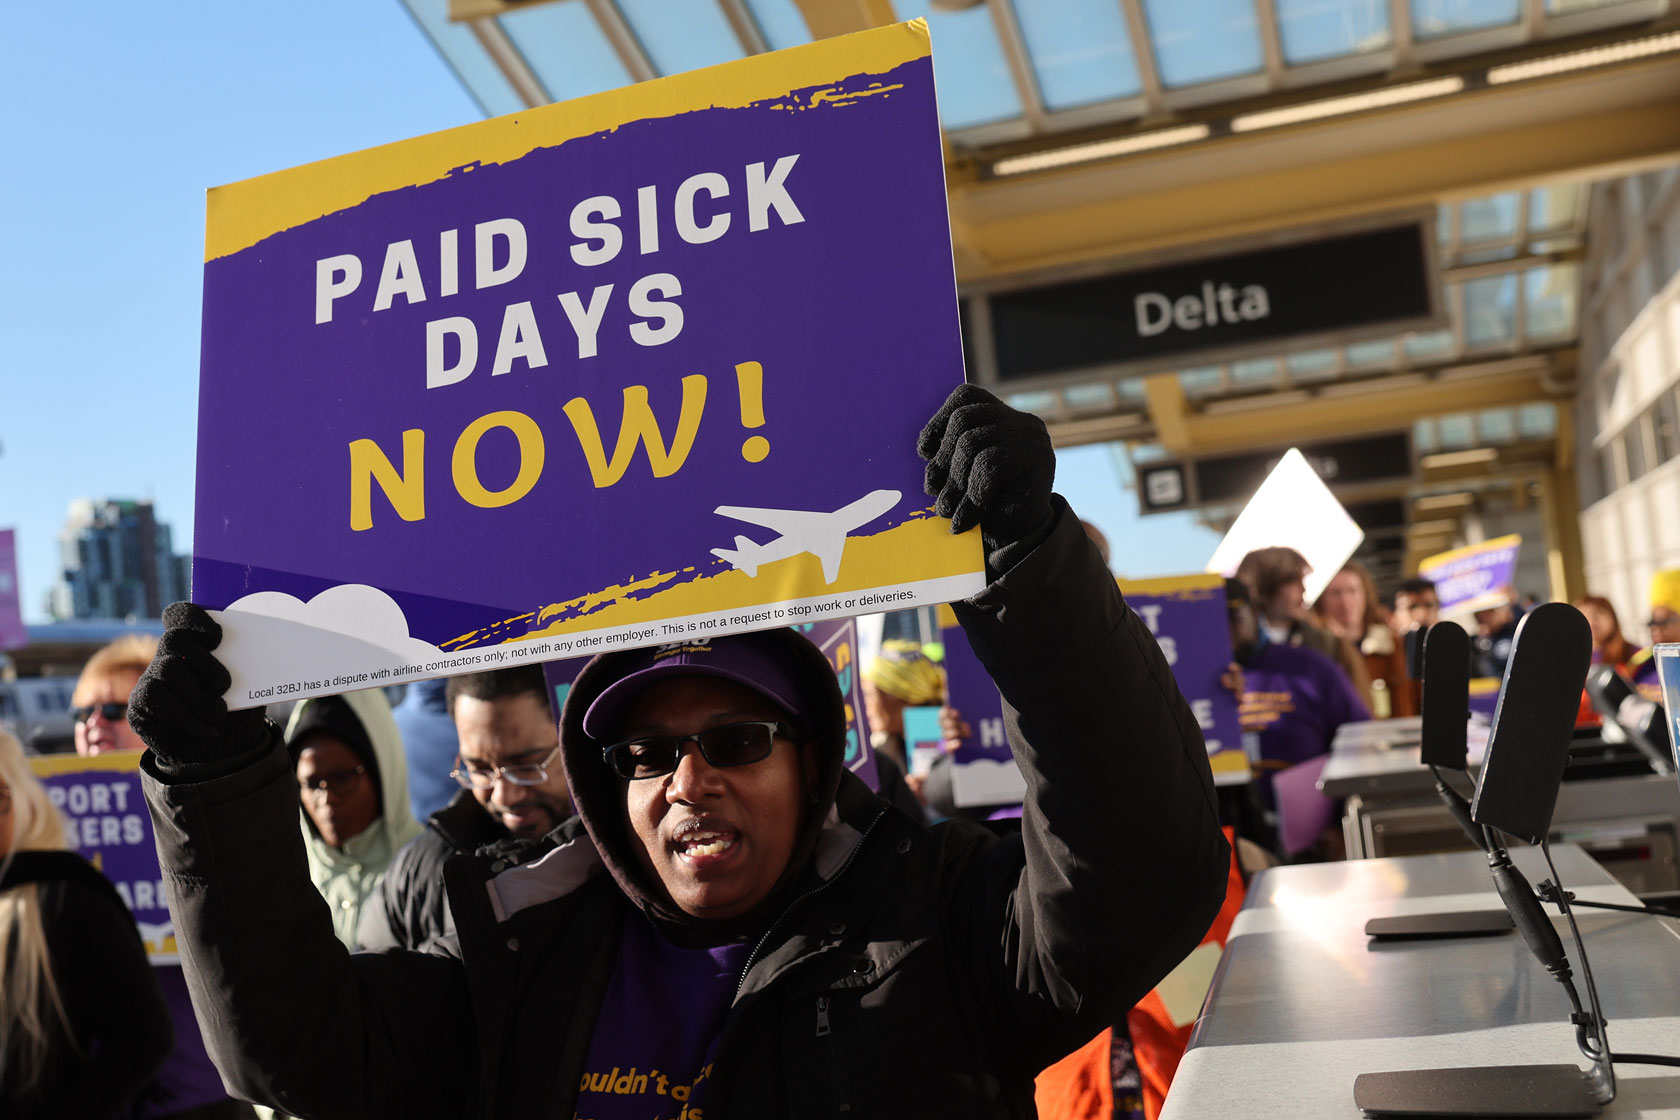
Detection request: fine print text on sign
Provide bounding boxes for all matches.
[940,574,1245,808]
[30,752,177,963]
[195,22,982,707]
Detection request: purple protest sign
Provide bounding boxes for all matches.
[940,574,1247,808]
[1419,534,1522,615]
[30,752,176,963]
[0,529,26,651]
[541,616,878,791]
[193,24,983,709]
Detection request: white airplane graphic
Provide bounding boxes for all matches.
[711,489,901,584]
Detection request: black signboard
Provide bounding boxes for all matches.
[1138,433,1413,514]
[988,220,1439,383]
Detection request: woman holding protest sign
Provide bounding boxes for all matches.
[0,728,173,1118]
[128,385,1229,1119]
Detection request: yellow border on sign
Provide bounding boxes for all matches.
[28,751,146,777]
[1419,533,1522,573]
[1117,572,1226,597]
[205,21,932,262]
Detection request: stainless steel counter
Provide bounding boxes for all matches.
[1162,845,1680,1118]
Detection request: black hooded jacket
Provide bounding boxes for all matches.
[357,790,515,953]
[140,501,1229,1119]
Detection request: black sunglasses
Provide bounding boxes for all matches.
[73,702,128,725]
[602,720,797,781]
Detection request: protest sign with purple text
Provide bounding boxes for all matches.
[30,752,176,963]
[195,22,982,708]
[1419,534,1522,616]
[940,573,1246,808]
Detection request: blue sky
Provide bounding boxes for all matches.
[0,1,1219,622]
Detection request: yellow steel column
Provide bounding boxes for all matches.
[1541,406,1587,603]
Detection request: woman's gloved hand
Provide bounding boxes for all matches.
[129,602,276,769]
[918,384,1056,572]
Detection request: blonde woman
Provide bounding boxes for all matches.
[0,729,171,1117]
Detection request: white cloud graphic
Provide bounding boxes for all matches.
[212,584,442,708]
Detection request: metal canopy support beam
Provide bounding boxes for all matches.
[586,0,658,83]
[1131,355,1574,457]
[951,58,1680,283]
[469,18,550,107]
[718,0,771,55]
[1143,374,1193,453]
[1117,0,1168,120]
[988,0,1048,133]
[792,0,897,41]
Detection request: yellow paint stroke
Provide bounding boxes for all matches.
[205,22,930,261]
[1116,572,1226,599]
[29,751,146,778]
[442,515,982,649]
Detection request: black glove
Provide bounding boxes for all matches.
[129,602,276,770]
[918,384,1056,566]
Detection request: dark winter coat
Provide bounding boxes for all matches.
[357,790,513,953]
[141,503,1229,1120]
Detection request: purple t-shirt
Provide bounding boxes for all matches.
[574,917,752,1120]
[1241,641,1369,786]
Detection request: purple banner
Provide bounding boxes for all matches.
[0,529,26,651]
[1419,534,1521,616]
[940,574,1247,807]
[194,25,982,708]
[30,752,176,963]
[540,616,878,791]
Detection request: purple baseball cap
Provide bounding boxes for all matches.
[581,632,806,741]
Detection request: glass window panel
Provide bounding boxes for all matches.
[1404,328,1454,363]
[1436,204,1455,246]
[1478,408,1516,444]
[1460,192,1520,243]
[1231,357,1281,386]
[1527,184,1582,233]
[1412,0,1521,39]
[1286,347,1340,381]
[1463,274,1517,348]
[1546,0,1640,11]
[499,1,631,102]
[1141,0,1265,88]
[1414,419,1440,454]
[1116,377,1148,401]
[1065,382,1115,410]
[1011,0,1141,109]
[1655,392,1680,465]
[1437,413,1475,449]
[1624,420,1648,481]
[1345,338,1397,368]
[617,0,744,77]
[400,0,524,117]
[744,0,811,51]
[1007,390,1057,413]
[1525,264,1579,343]
[1517,403,1557,439]
[1456,245,1520,266]
[896,0,1024,127]
[1275,0,1392,65]
[1178,366,1225,396]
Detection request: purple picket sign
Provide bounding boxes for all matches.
[540,616,878,791]
[192,25,983,709]
[940,574,1248,808]
[30,752,177,963]
[0,529,26,652]
[1419,535,1522,615]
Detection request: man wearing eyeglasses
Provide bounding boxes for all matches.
[130,386,1229,1120]
[358,667,569,953]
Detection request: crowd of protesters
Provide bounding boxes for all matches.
[4,383,1676,1117]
